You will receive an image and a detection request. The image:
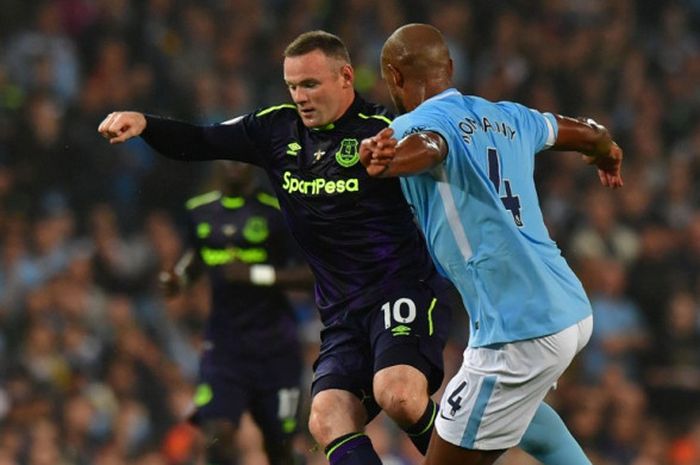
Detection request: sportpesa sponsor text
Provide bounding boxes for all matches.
[282,171,359,195]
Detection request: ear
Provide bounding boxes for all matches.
[387,64,404,88]
[340,64,354,88]
[447,58,454,79]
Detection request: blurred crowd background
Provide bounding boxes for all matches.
[0,0,699,464]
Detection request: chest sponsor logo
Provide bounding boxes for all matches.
[282,171,359,195]
[335,138,360,167]
[200,246,267,265]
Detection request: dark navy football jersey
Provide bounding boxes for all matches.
[185,190,299,359]
[143,95,436,323]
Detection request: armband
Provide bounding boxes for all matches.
[250,264,276,286]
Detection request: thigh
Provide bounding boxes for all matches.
[370,274,456,394]
[311,316,379,420]
[436,322,586,451]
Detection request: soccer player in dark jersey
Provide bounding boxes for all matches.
[159,160,313,465]
[99,31,461,465]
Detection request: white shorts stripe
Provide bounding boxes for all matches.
[461,375,496,448]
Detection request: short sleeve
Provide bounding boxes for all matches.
[497,102,558,153]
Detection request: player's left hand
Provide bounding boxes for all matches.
[585,142,624,189]
[360,127,398,177]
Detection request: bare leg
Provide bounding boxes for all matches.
[423,430,506,465]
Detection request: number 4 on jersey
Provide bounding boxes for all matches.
[487,148,523,227]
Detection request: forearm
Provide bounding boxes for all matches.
[380,132,446,177]
[551,115,612,159]
[141,115,219,161]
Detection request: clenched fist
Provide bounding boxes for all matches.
[98,111,147,144]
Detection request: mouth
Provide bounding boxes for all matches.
[299,108,315,118]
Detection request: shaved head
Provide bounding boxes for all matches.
[381,23,453,113]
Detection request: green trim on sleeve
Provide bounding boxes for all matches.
[256,192,280,210]
[358,112,392,125]
[256,103,297,117]
[185,191,221,210]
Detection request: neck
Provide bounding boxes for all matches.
[334,90,356,121]
[223,183,254,197]
[424,78,452,100]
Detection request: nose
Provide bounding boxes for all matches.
[290,87,308,105]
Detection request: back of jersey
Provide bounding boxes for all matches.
[391,89,592,347]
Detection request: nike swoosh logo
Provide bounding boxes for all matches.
[439,411,455,422]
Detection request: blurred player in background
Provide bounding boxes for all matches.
[159,160,313,465]
[360,23,624,465]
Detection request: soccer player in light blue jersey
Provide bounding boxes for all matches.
[360,24,623,465]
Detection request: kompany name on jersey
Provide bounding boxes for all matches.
[455,116,517,144]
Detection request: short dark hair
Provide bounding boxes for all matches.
[284,30,351,63]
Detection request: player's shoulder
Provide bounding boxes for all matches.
[254,190,281,210]
[355,99,394,126]
[390,102,447,139]
[185,190,221,211]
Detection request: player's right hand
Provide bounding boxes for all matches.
[98,111,147,144]
[360,127,397,177]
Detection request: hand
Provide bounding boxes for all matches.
[584,142,624,189]
[98,111,147,144]
[359,127,398,177]
[158,270,185,298]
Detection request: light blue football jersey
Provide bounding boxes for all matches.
[391,88,592,347]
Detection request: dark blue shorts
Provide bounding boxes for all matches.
[311,273,458,421]
[190,347,302,442]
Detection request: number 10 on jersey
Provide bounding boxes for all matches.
[381,298,417,329]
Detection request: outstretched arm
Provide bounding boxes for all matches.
[552,115,623,188]
[98,111,264,164]
[359,127,447,177]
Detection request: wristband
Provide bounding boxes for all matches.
[250,264,276,286]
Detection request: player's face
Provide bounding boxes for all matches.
[219,160,254,192]
[284,50,354,128]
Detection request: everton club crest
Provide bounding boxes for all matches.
[335,138,360,168]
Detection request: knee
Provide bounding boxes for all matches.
[374,367,428,426]
[308,390,365,448]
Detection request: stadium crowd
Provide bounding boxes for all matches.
[1,0,700,464]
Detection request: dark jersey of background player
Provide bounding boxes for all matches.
[163,161,313,465]
[143,95,436,325]
[184,187,301,360]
